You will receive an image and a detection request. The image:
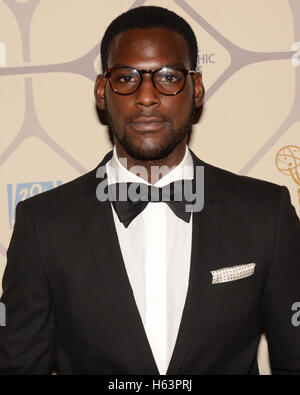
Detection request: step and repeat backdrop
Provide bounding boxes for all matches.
[0,0,299,374]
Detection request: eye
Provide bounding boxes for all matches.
[158,73,181,83]
[117,75,138,84]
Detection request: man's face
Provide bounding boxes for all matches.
[96,28,204,161]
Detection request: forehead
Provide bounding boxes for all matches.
[107,27,190,69]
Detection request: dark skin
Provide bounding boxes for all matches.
[94,28,205,183]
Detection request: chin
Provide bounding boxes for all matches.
[123,141,179,161]
[113,126,188,161]
[126,149,167,161]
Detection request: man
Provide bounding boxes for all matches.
[0,6,300,375]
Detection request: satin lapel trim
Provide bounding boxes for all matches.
[166,151,223,375]
[82,156,159,375]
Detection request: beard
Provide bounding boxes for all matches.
[105,94,195,161]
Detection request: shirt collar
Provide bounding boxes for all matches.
[106,145,194,187]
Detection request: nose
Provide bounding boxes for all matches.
[134,73,161,108]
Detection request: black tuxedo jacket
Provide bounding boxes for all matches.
[0,149,300,375]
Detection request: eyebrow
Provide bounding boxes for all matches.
[109,62,187,70]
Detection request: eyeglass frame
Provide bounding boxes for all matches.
[104,66,197,96]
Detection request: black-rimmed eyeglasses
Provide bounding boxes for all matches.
[104,66,196,96]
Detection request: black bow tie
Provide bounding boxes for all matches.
[108,180,195,228]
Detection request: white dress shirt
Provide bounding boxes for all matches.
[106,145,194,375]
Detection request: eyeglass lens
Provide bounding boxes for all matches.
[109,68,186,95]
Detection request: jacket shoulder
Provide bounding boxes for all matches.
[19,169,97,216]
[203,161,286,221]
[209,162,282,194]
[190,149,283,200]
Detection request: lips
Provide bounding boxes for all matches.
[130,117,167,132]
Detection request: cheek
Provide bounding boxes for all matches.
[105,90,134,119]
[162,92,192,124]
[105,83,193,125]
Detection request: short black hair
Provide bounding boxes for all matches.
[100,6,198,72]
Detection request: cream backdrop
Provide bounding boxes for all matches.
[0,0,299,375]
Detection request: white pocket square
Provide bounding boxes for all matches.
[211,263,256,284]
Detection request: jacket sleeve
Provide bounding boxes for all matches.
[0,201,55,374]
[262,186,300,375]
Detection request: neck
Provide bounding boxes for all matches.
[115,140,187,184]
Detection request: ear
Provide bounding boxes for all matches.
[94,74,107,110]
[193,72,205,109]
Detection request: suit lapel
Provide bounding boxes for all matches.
[82,151,159,375]
[166,150,223,375]
[82,149,222,376]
